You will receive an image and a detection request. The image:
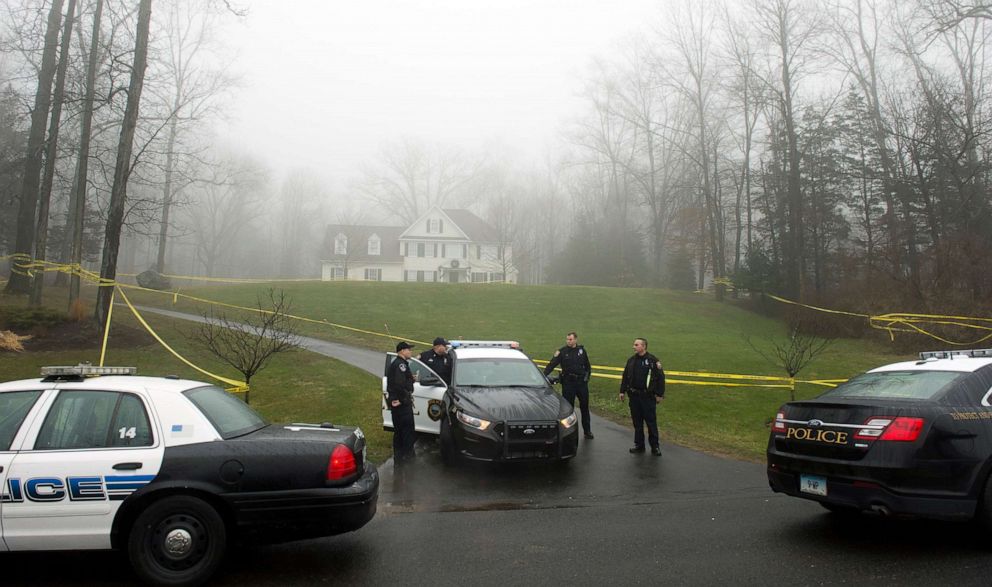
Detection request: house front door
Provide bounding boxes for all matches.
[449,270,458,283]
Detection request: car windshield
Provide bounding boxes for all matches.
[455,358,547,387]
[818,370,964,401]
[184,385,267,439]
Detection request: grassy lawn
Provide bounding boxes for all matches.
[0,292,393,463]
[114,281,915,461]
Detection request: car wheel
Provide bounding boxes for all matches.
[977,473,992,531]
[128,495,227,587]
[440,414,456,465]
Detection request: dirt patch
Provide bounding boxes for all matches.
[3,320,155,352]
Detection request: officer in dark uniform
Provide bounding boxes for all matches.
[544,331,593,439]
[386,341,417,463]
[619,337,665,455]
[419,337,452,385]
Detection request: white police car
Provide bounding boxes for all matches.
[0,364,378,586]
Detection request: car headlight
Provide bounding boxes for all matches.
[560,412,577,428]
[456,410,491,431]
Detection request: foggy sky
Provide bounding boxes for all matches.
[214,0,660,185]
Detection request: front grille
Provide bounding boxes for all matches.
[507,421,557,442]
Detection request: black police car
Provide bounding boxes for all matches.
[437,341,579,464]
[767,349,992,524]
[0,365,379,586]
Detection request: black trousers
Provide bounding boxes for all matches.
[629,394,659,449]
[391,405,416,462]
[562,379,591,434]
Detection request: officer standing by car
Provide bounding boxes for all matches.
[619,337,665,455]
[544,331,594,439]
[387,341,417,463]
[419,337,452,385]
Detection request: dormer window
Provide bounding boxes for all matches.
[427,218,443,234]
[368,234,381,255]
[334,233,347,255]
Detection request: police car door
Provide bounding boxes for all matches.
[0,388,48,552]
[2,388,162,551]
[381,353,447,436]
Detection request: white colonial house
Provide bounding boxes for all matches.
[320,207,516,284]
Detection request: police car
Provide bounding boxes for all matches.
[381,341,579,463]
[768,349,992,526]
[0,365,378,586]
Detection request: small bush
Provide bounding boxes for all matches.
[0,307,69,332]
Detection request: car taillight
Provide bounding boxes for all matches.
[772,411,787,433]
[327,444,357,480]
[854,417,924,442]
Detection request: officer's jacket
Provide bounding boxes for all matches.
[543,345,592,381]
[418,349,452,385]
[386,357,415,408]
[620,352,665,397]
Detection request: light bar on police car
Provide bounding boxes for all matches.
[41,364,137,376]
[919,349,992,361]
[449,340,520,349]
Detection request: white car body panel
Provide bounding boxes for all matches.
[381,354,447,435]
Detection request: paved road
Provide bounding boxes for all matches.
[9,307,992,585]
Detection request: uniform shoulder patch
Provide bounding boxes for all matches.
[578,348,584,355]
[399,363,407,372]
[554,350,561,357]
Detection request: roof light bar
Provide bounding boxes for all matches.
[41,364,137,377]
[919,349,992,361]
[449,340,521,350]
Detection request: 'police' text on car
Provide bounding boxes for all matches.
[0,365,378,586]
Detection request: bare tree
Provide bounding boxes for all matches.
[356,138,485,224]
[96,0,153,325]
[192,288,299,404]
[746,316,834,400]
[5,0,64,295]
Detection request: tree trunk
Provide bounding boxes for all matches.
[68,0,103,310]
[96,0,153,325]
[156,115,179,273]
[31,0,77,306]
[4,0,64,295]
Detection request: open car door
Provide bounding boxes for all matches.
[381,353,447,435]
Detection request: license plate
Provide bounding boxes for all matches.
[800,474,827,496]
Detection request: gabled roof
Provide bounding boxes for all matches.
[442,209,500,243]
[322,225,404,263]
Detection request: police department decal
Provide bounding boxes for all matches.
[427,399,444,421]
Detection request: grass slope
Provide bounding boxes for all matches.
[124,281,911,460]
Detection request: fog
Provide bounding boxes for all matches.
[217,0,661,183]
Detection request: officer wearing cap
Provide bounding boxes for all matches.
[619,337,665,456]
[387,341,417,463]
[419,337,452,385]
[544,331,593,439]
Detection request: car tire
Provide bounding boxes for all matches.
[128,495,227,587]
[440,414,456,465]
[977,473,992,531]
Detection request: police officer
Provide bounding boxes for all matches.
[544,331,593,439]
[419,337,452,385]
[619,337,665,455]
[387,341,417,463]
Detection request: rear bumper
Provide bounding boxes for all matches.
[226,462,380,544]
[767,459,977,520]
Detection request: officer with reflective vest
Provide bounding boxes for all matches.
[387,341,417,463]
[544,331,594,439]
[619,337,665,455]
[419,337,452,385]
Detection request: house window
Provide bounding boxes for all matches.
[417,270,425,282]
[428,218,442,233]
[368,234,380,256]
[331,267,346,280]
[417,242,425,258]
[404,270,416,282]
[364,268,382,281]
[334,234,347,255]
[472,272,486,283]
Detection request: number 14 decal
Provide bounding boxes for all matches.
[119,427,137,439]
